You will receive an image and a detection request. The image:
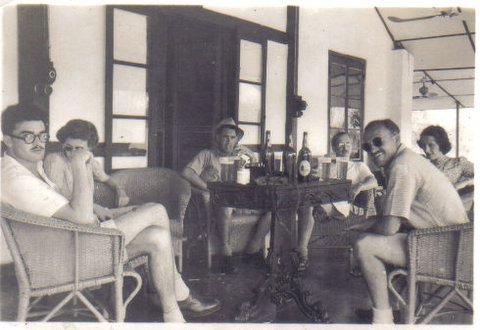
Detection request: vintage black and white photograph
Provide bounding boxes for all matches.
[0,0,476,328]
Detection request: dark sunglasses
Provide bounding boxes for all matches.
[362,137,383,153]
[9,132,49,144]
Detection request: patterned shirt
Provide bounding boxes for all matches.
[431,155,474,186]
[383,145,468,228]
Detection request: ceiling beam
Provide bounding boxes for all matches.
[414,66,475,72]
[462,21,476,52]
[423,71,465,108]
[396,32,475,43]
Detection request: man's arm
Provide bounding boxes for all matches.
[182,167,208,191]
[53,150,96,224]
[347,215,403,236]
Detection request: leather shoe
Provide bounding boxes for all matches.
[178,294,221,317]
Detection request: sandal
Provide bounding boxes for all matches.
[298,256,309,272]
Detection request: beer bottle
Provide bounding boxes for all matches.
[283,133,297,182]
[261,130,274,175]
[297,132,312,182]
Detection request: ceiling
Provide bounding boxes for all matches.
[376,7,475,110]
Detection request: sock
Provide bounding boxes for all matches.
[174,270,190,302]
[163,306,185,323]
[372,306,394,324]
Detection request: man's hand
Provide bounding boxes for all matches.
[349,183,361,202]
[94,205,114,221]
[116,188,130,207]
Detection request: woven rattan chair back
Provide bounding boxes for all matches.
[1,203,142,322]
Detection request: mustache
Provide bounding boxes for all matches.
[30,145,45,151]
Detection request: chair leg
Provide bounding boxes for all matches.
[115,277,125,322]
[406,278,417,324]
[178,243,183,273]
[207,238,213,269]
[17,292,30,321]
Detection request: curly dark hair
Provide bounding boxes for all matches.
[2,104,48,135]
[418,125,452,154]
[56,119,99,149]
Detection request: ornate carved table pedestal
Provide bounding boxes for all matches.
[208,179,351,322]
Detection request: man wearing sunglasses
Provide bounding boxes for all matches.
[1,104,221,322]
[348,119,468,324]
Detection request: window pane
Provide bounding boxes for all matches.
[411,109,456,157]
[348,67,363,100]
[265,41,287,144]
[330,106,345,129]
[459,108,474,160]
[113,65,148,116]
[239,124,261,145]
[114,9,147,64]
[347,128,361,160]
[347,107,361,129]
[112,156,147,169]
[112,119,148,144]
[239,40,262,83]
[238,83,262,123]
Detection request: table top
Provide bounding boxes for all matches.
[208,179,351,210]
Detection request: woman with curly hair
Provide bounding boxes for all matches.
[44,119,130,221]
[418,125,474,190]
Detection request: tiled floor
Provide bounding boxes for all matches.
[0,243,473,324]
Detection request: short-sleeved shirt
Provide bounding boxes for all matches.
[185,145,256,183]
[382,145,468,228]
[44,152,110,200]
[431,155,474,186]
[332,161,377,216]
[1,154,69,217]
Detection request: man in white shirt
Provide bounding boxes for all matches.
[1,104,220,322]
[348,119,468,324]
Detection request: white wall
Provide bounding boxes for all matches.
[297,7,413,155]
[1,4,18,265]
[49,6,106,143]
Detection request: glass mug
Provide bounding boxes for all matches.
[219,156,239,183]
[336,156,349,180]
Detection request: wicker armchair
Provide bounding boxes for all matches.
[189,187,268,269]
[94,167,191,272]
[387,222,473,324]
[0,203,142,322]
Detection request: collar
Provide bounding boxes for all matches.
[4,153,57,189]
[385,143,406,171]
[431,154,449,167]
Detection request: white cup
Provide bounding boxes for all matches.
[236,168,250,185]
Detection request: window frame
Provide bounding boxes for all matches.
[327,51,366,160]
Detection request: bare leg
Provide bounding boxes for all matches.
[297,206,314,258]
[126,226,184,322]
[245,211,271,254]
[215,206,234,256]
[353,232,408,310]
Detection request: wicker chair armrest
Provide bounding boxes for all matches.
[1,203,123,237]
[407,222,472,240]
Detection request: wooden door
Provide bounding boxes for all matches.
[164,17,236,170]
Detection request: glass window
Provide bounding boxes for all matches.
[328,52,365,159]
[113,65,148,116]
[238,83,262,122]
[239,40,262,83]
[113,9,147,64]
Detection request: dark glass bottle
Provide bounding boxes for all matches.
[297,132,312,182]
[261,130,274,175]
[283,133,297,182]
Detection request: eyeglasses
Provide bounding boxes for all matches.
[63,145,86,152]
[337,142,351,148]
[416,140,425,149]
[362,137,383,153]
[9,132,49,144]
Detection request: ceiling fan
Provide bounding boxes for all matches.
[388,8,459,23]
[413,76,439,99]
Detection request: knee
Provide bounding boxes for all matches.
[142,226,171,250]
[353,234,374,259]
[142,203,169,225]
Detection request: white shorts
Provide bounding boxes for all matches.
[100,219,117,229]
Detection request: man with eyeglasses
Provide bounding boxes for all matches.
[347,119,468,324]
[1,104,221,322]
